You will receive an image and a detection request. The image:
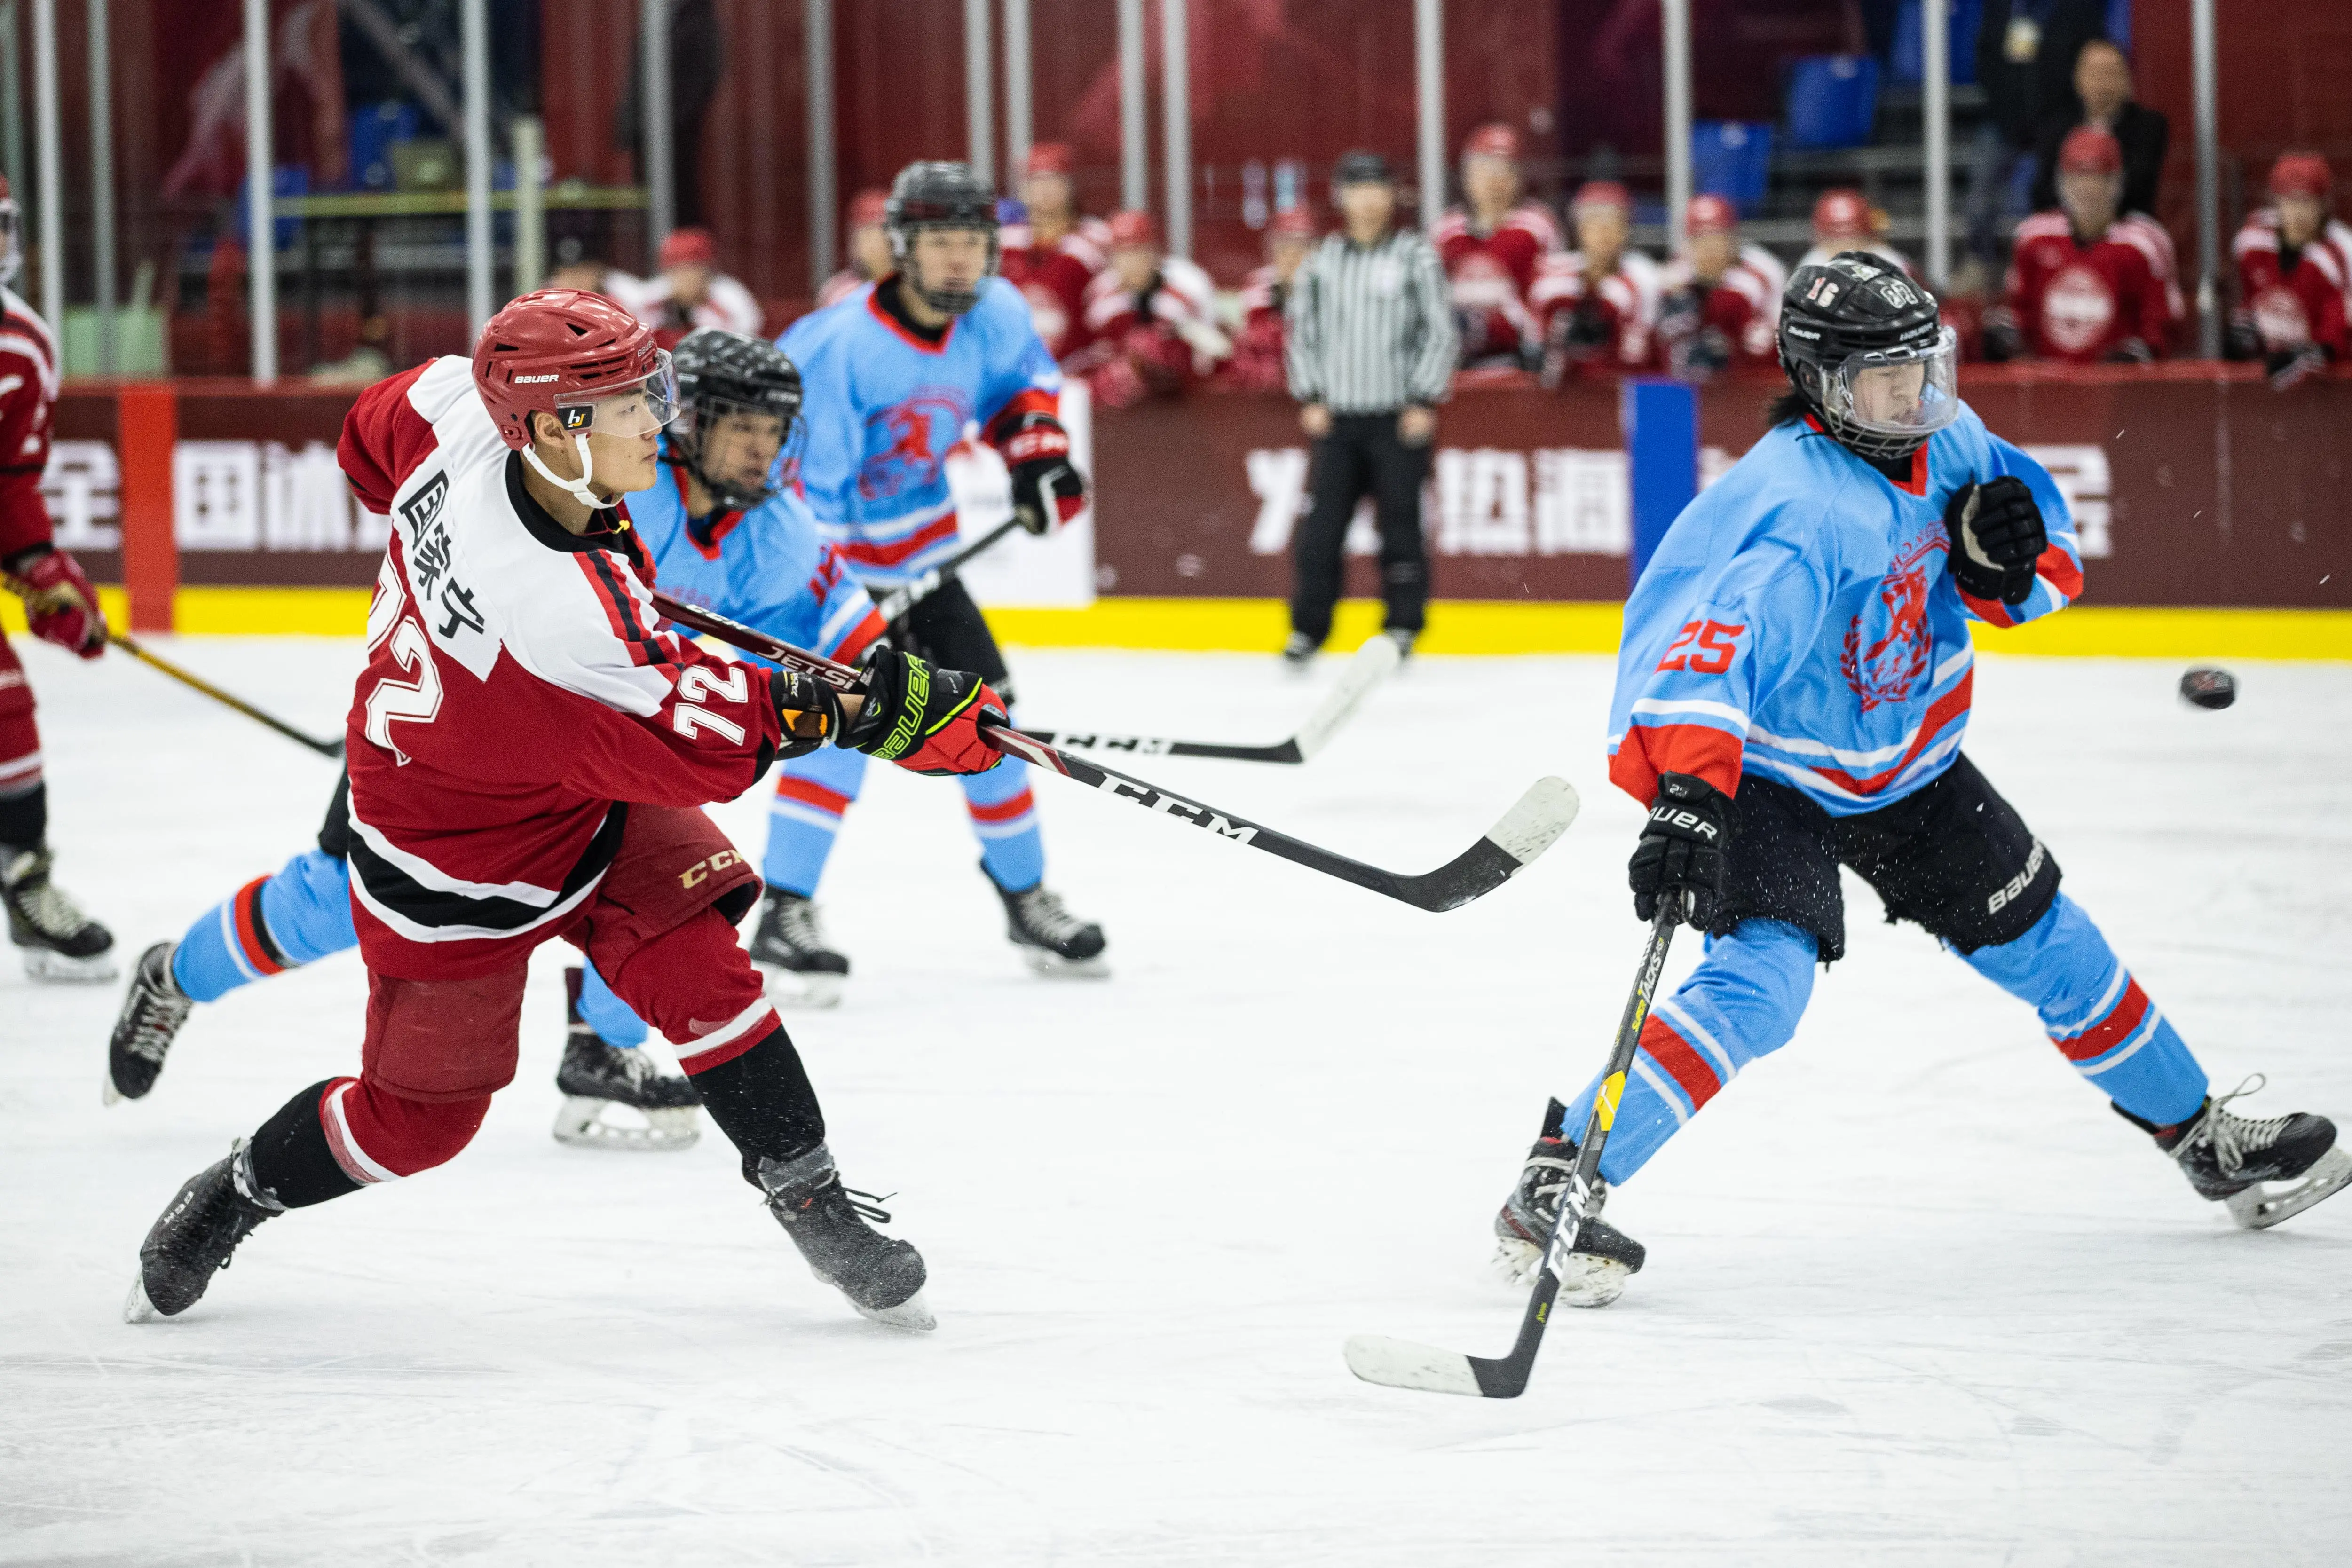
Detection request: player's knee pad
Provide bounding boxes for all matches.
[256,848,360,966]
[597,906,775,1075]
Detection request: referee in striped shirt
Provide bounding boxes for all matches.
[1283,150,1457,663]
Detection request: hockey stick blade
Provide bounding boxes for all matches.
[1028,634,1401,764]
[1342,1334,1489,1396]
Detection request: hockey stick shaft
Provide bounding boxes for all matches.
[1025,635,1400,765]
[2,572,345,758]
[649,589,1575,913]
[868,516,1027,624]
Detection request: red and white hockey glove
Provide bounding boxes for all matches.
[8,546,106,659]
[843,648,1007,776]
[996,412,1087,536]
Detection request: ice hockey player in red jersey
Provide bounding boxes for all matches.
[0,173,116,983]
[1075,209,1230,407]
[1531,181,1662,381]
[1433,123,1560,369]
[2230,151,2352,388]
[1653,194,1785,379]
[1224,207,1317,391]
[1989,126,2181,364]
[998,142,1110,363]
[1797,187,1916,276]
[815,188,893,310]
[125,290,1012,1333]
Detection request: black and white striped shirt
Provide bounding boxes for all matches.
[1284,227,1458,413]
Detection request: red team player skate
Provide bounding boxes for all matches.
[126,290,1014,1332]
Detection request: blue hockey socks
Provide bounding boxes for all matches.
[764,743,866,898]
[170,849,358,1003]
[576,960,652,1049]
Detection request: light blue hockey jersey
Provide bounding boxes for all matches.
[631,457,888,669]
[1608,404,2084,817]
[777,276,1063,585]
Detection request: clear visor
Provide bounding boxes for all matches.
[1823,327,1960,438]
[557,350,679,438]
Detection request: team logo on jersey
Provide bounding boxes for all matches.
[2041,265,2116,355]
[1842,531,1939,711]
[857,391,970,503]
[2251,285,2313,349]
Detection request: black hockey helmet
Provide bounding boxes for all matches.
[1333,149,1394,187]
[1776,251,1958,462]
[887,160,1000,316]
[667,327,803,511]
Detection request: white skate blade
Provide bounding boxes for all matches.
[758,965,844,1010]
[1342,1334,1483,1396]
[2226,1145,2352,1230]
[124,1275,165,1324]
[102,1071,123,1107]
[852,1286,936,1332]
[550,1097,701,1152]
[1018,947,1110,979]
[23,946,119,984]
[1489,1235,1628,1307]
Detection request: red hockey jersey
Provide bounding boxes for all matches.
[337,356,785,980]
[1222,263,1291,391]
[1434,202,1560,363]
[1000,217,1110,363]
[1530,250,1663,375]
[0,284,60,560]
[2003,211,2181,362]
[1654,244,1785,372]
[2233,211,2352,360]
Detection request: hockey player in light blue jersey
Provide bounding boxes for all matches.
[764,160,1105,993]
[1490,253,2348,1307]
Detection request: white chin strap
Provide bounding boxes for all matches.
[523,433,606,510]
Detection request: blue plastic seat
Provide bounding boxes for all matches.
[1691,121,1775,214]
[1785,55,1881,150]
[1890,0,1982,86]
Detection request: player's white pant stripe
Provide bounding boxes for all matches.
[2078,1007,2165,1079]
[216,900,262,985]
[0,748,42,782]
[1629,1054,1691,1125]
[1629,697,1751,731]
[321,1081,402,1185]
[681,998,776,1058]
[2049,965,2130,1040]
[347,863,603,945]
[768,801,846,834]
[346,808,563,906]
[1655,997,1737,1083]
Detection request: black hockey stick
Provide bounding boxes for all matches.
[868,516,1028,624]
[1025,633,1400,764]
[1343,903,1682,1395]
[2,571,345,759]
[652,590,1579,913]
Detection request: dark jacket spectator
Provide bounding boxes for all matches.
[1977,0,2108,151]
[2029,39,2168,218]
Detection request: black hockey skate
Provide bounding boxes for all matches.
[2136,1076,2352,1230]
[5,845,116,983]
[1492,1096,1647,1307]
[987,864,1108,977]
[748,889,848,1009]
[105,942,194,1104]
[754,1144,933,1330]
[551,967,702,1152]
[126,1138,284,1322]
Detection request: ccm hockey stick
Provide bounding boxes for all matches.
[868,516,1028,624]
[2,572,345,759]
[1025,634,1401,764]
[1344,903,1682,1395]
[652,590,1578,913]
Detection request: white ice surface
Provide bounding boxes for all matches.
[4,638,2351,1566]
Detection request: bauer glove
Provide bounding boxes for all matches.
[766,667,845,760]
[843,648,1007,776]
[1942,476,2046,607]
[1628,771,1731,927]
[7,545,106,659]
[995,411,1088,536]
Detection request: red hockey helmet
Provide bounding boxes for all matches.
[1571,180,1630,216]
[2270,151,2332,202]
[1686,193,1738,236]
[1812,188,1871,239]
[845,187,890,231]
[1462,123,1521,162]
[658,226,718,270]
[1025,142,1077,180]
[2057,126,2123,176]
[1107,209,1160,250]
[473,287,677,509]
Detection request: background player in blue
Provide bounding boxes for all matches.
[1490,253,2349,1308]
[768,160,1105,994]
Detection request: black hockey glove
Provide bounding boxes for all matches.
[767,667,846,760]
[1628,772,1732,927]
[1942,476,2046,607]
[841,648,1008,775]
[997,412,1088,535]
[2266,343,2328,391]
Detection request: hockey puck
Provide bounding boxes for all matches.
[2179,667,2237,710]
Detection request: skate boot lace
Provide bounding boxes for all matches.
[7,852,92,940]
[1013,887,1087,942]
[776,898,829,953]
[2190,1075,2291,1178]
[1521,1144,1603,1221]
[122,951,193,1065]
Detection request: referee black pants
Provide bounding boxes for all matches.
[1290,412,1430,645]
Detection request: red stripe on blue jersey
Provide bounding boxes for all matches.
[1609,720,1747,804]
[830,513,962,570]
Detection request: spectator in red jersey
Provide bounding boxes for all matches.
[2230,152,2352,389]
[1530,180,1661,382]
[1225,207,1318,391]
[816,189,893,309]
[626,227,764,345]
[1654,194,1786,379]
[1798,188,1916,276]
[1076,210,1230,408]
[998,142,1111,363]
[1433,123,1560,369]
[1988,125,2181,364]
